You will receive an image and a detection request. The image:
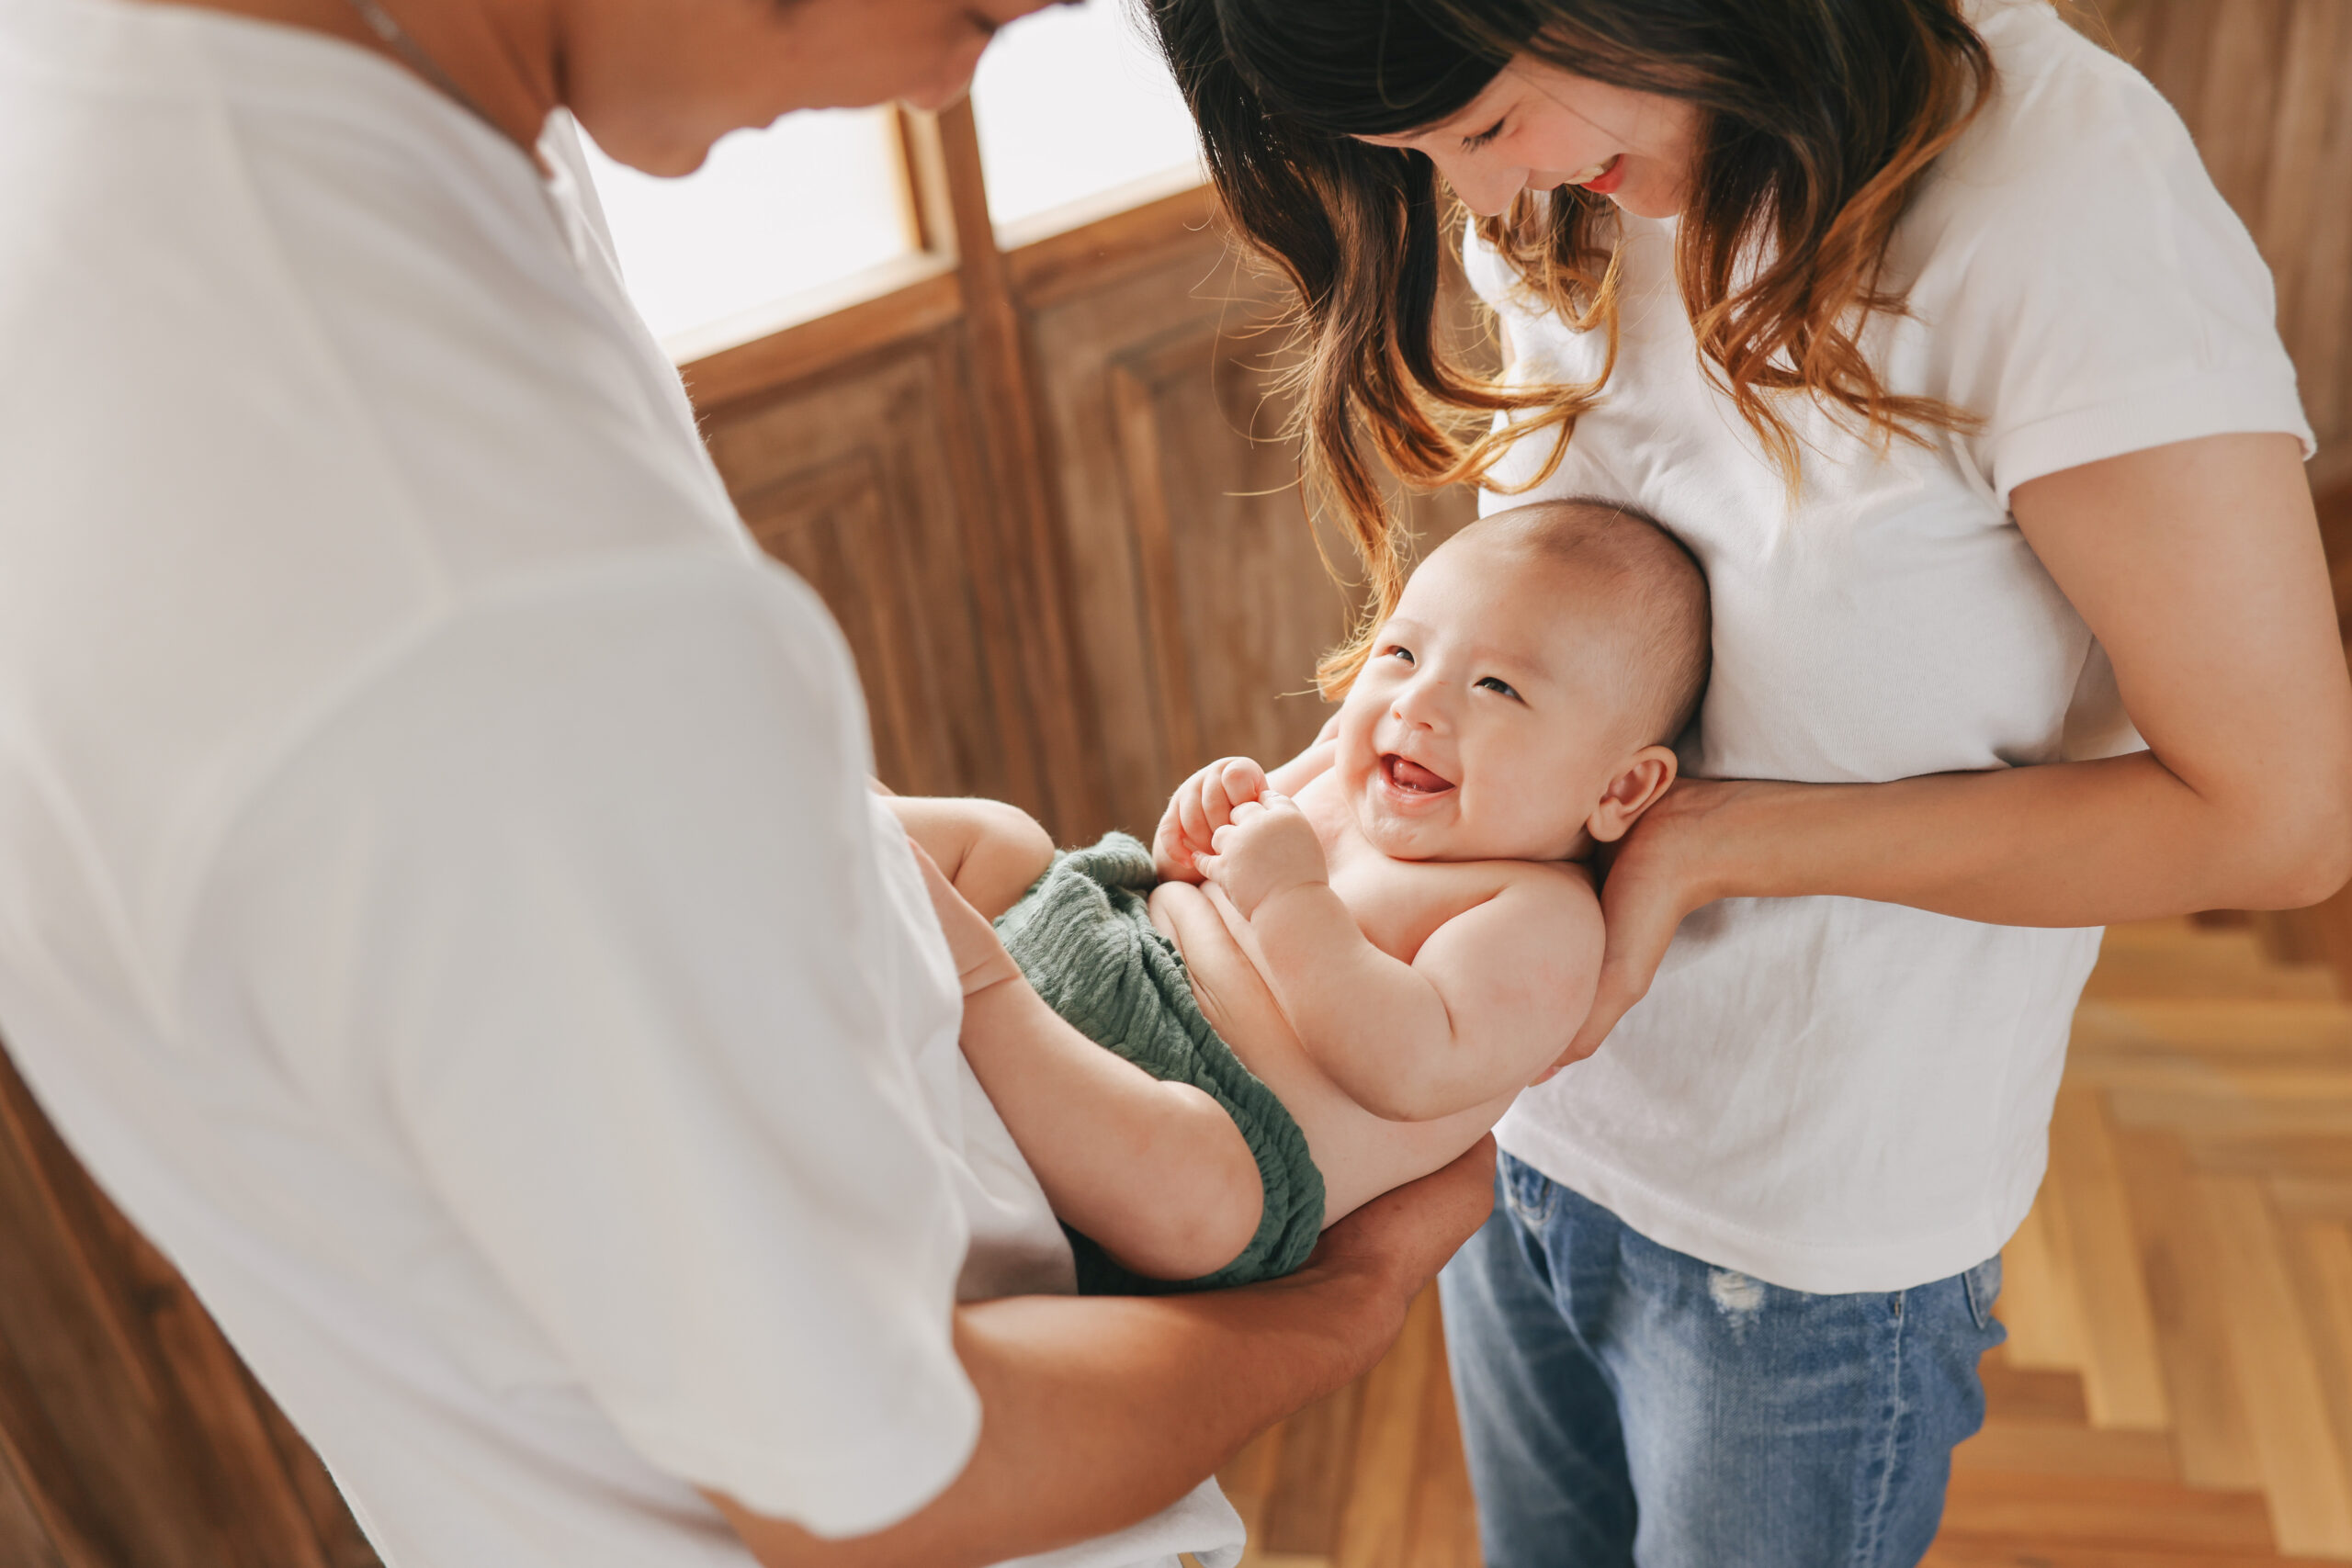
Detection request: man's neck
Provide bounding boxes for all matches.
[134,0,557,157]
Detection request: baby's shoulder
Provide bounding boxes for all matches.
[1399,857,1604,1003]
[1351,852,1600,962]
[1478,857,1602,942]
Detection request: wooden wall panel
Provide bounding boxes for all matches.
[1109,326,1337,791]
[0,1048,377,1568]
[704,334,1032,807]
[1030,244,1307,833]
[2086,0,2352,491]
[1027,232,1476,836]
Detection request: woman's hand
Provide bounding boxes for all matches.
[1152,756,1271,883]
[1539,778,1743,1078]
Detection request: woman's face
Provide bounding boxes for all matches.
[566,0,1057,175]
[1355,55,1700,220]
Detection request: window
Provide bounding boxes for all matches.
[582,1,1206,359]
[969,0,1204,241]
[581,108,918,355]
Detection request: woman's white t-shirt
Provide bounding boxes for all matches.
[0,0,1241,1562]
[1473,0,2313,1293]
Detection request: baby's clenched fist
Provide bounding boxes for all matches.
[1196,794,1329,918]
[1153,755,1270,884]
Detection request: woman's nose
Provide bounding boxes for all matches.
[1427,150,1523,220]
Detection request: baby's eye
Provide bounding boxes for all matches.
[1476,676,1521,700]
[1383,646,1416,664]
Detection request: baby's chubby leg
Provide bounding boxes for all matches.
[896,815,1264,1284]
[886,795,1055,919]
[966,969,1268,1282]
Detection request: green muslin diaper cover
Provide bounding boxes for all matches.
[992,831,1326,1294]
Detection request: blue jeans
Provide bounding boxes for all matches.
[1438,1154,2006,1568]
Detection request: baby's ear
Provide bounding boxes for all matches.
[1585,745,1679,844]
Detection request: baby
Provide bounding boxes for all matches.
[892,499,1710,1292]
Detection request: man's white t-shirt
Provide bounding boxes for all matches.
[0,0,1240,1562]
[1473,0,2313,1293]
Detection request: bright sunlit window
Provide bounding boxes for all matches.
[971,0,1204,238]
[582,107,915,353]
[581,0,1206,357]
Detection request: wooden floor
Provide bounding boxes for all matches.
[1211,917,2352,1567]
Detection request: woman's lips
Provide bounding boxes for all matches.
[1569,153,1627,195]
[1382,754,1455,796]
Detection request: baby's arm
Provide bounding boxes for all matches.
[899,835,1264,1282]
[1268,713,1343,795]
[1201,798,1602,1122]
[886,795,1056,919]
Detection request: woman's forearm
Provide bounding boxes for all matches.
[1691,749,2352,925]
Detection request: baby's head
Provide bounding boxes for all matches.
[1330,499,1711,863]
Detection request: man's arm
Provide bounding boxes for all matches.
[704,1138,1498,1568]
[1198,798,1603,1120]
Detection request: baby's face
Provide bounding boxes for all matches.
[1332,536,1643,863]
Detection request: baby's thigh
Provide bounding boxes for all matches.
[886,795,1055,917]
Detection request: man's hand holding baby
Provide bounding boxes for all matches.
[1194,793,1329,919]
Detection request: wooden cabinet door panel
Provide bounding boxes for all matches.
[708,338,1020,803]
[1034,247,1370,831]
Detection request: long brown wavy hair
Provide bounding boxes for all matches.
[1148,0,1995,693]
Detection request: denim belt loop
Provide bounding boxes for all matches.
[1500,1151,1558,1227]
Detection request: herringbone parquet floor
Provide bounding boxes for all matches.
[1210,917,2352,1567]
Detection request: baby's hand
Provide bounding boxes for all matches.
[1196,794,1328,919]
[907,836,1023,997]
[1152,756,1270,884]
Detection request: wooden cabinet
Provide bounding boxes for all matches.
[1024,242,1474,833]
[710,339,1019,805]
[0,1049,374,1568]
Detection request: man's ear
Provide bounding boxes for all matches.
[1585,745,1679,844]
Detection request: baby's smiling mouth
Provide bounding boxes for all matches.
[1381,753,1456,796]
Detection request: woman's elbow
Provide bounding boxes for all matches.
[2238,789,2352,910]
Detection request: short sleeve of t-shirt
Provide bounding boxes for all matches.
[1890,0,2313,506]
[201,551,979,1537]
